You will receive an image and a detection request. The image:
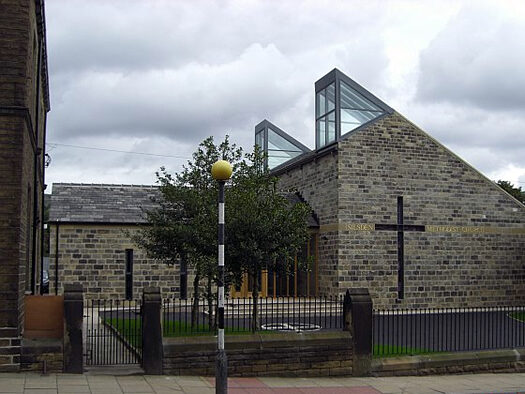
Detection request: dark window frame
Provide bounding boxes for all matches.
[314,69,394,150]
[125,248,133,300]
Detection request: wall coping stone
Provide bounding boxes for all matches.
[372,348,525,375]
[164,331,351,354]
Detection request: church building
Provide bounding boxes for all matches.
[256,68,525,308]
[48,69,524,310]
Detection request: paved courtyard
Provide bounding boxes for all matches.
[1,372,525,394]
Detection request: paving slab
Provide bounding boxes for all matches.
[2,371,525,393]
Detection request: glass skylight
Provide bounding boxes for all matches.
[254,120,310,170]
[315,69,393,149]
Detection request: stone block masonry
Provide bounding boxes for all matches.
[49,224,181,300]
[163,331,352,377]
[0,0,50,371]
[276,112,524,308]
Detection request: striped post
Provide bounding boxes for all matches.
[216,180,227,394]
[211,159,232,394]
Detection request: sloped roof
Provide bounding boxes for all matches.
[284,192,319,228]
[48,183,320,228]
[49,183,160,224]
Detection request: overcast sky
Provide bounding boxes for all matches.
[44,0,525,191]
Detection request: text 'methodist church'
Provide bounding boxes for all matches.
[49,68,524,308]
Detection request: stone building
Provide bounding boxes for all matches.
[48,183,183,300]
[0,0,50,371]
[256,68,525,308]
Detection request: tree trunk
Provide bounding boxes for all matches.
[191,273,200,329]
[250,271,260,333]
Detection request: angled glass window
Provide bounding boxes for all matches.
[254,120,310,170]
[314,69,393,149]
[339,80,385,135]
[316,83,336,148]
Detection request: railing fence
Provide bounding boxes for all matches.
[162,296,343,336]
[373,306,525,357]
[84,299,142,366]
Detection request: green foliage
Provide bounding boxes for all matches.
[227,146,312,331]
[227,146,311,280]
[496,180,525,204]
[135,137,311,331]
[135,136,242,271]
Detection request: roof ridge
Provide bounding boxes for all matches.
[52,182,157,188]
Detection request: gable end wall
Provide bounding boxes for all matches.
[337,112,525,308]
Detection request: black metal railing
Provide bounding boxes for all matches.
[162,296,343,337]
[85,299,142,366]
[373,306,525,357]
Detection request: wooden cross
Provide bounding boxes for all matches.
[375,196,425,299]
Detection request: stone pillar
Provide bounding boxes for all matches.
[63,283,83,373]
[142,287,163,375]
[345,288,373,376]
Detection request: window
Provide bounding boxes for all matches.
[125,249,133,300]
[339,80,385,135]
[315,83,336,148]
[315,69,393,149]
[254,120,310,170]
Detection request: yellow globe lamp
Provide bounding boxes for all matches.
[211,160,232,181]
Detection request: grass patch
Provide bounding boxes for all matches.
[510,312,525,322]
[373,344,437,357]
[105,317,284,340]
[104,318,142,349]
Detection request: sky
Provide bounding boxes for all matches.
[44,0,525,190]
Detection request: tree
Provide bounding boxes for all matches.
[226,146,312,332]
[496,180,525,204]
[135,136,242,328]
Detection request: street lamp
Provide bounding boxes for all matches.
[211,159,232,394]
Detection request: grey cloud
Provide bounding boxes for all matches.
[416,3,525,111]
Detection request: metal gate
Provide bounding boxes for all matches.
[84,299,142,366]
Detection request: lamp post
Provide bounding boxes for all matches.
[211,159,232,394]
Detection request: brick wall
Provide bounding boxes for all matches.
[277,153,340,295]
[163,331,352,377]
[275,112,524,308]
[336,113,525,308]
[49,224,182,300]
[0,0,48,371]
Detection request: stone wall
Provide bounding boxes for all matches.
[49,224,181,300]
[277,152,339,295]
[274,112,524,308]
[20,339,63,373]
[163,331,352,377]
[0,0,48,371]
[336,113,525,308]
[372,349,525,376]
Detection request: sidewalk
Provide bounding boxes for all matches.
[1,372,525,394]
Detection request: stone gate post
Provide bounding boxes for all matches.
[63,283,83,373]
[142,287,163,375]
[344,288,373,376]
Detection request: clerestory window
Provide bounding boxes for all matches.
[315,69,393,149]
[254,120,310,170]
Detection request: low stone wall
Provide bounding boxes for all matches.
[372,348,525,376]
[163,331,352,377]
[20,339,63,373]
[0,328,21,372]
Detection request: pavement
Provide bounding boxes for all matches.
[1,372,525,394]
